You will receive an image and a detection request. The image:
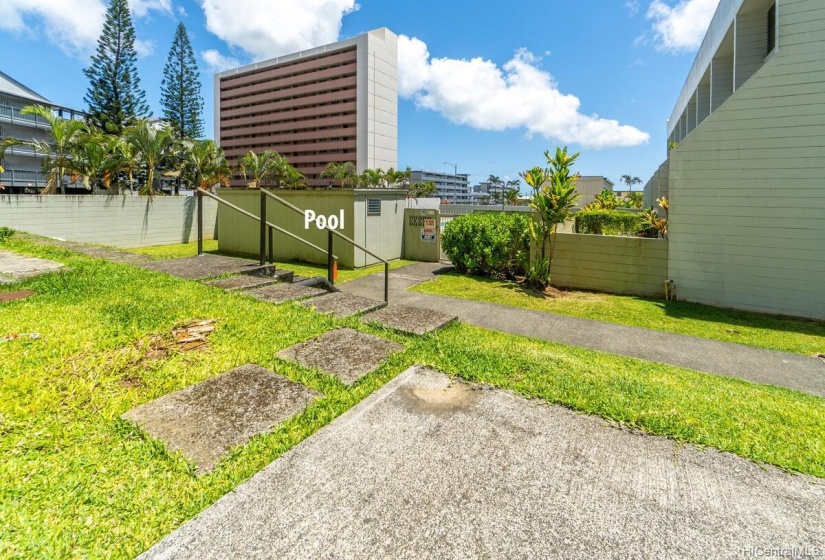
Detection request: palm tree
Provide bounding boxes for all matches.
[113,137,141,195]
[123,119,174,197]
[66,133,121,192]
[180,139,232,191]
[237,150,278,189]
[487,174,504,203]
[271,154,306,189]
[320,161,357,188]
[359,168,384,189]
[0,105,86,194]
[504,188,520,206]
[620,174,642,190]
[383,167,412,189]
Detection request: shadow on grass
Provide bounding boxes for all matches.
[447,271,825,341]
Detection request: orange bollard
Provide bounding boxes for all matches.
[333,260,338,281]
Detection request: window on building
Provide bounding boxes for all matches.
[767,3,777,54]
[367,198,382,216]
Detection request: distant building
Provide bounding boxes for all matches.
[575,176,614,207]
[410,170,471,203]
[0,71,84,194]
[215,28,398,188]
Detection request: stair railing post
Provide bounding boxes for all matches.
[384,262,389,304]
[268,226,274,264]
[259,190,266,266]
[196,188,203,256]
[327,229,334,285]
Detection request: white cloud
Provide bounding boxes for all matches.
[397,36,649,149]
[625,0,641,16]
[0,0,106,56]
[202,49,241,72]
[131,0,172,18]
[199,0,358,61]
[134,39,155,58]
[646,0,720,52]
[0,0,169,57]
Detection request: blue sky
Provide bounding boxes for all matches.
[0,0,719,190]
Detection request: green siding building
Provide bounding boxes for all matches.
[645,0,825,320]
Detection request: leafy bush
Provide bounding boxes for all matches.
[442,212,530,278]
[0,227,15,242]
[574,210,645,236]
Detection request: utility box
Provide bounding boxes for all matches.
[404,208,440,262]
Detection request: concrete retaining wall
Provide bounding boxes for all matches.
[0,194,218,247]
[542,233,669,297]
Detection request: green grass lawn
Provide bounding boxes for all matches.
[128,240,417,284]
[411,272,825,356]
[1,237,823,558]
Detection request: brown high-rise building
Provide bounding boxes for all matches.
[215,28,398,188]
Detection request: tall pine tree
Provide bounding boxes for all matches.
[160,23,204,139]
[83,0,150,134]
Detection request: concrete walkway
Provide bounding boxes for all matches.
[139,367,825,559]
[342,263,825,397]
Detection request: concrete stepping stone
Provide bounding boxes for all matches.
[277,328,403,385]
[300,292,385,318]
[0,250,64,281]
[247,283,327,303]
[121,364,322,474]
[139,254,268,280]
[364,305,457,335]
[205,269,293,291]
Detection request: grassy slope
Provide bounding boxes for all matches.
[1,238,823,558]
[128,240,417,284]
[412,272,825,356]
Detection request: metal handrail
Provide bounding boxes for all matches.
[260,189,390,303]
[196,188,338,261]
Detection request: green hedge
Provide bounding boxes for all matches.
[442,212,530,278]
[574,210,645,236]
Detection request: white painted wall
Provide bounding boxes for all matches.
[357,28,398,172]
[0,195,218,247]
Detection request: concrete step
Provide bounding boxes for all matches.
[247,283,327,304]
[121,364,322,474]
[300,292,385,318]
[277,328,403,386]
[362,305,457,336]
[139,254,271,280]
[205,269,294,291]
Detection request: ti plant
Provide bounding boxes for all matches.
[521,147,580,289]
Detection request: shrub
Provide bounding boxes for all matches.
[574,210,645,236]
[0,227,15,242]
[442,212,530,278]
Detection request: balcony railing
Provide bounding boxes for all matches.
[0,105,53,129]
[0,169,48,187]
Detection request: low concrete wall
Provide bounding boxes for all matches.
[540,233,669,297]
[0,194,218,247]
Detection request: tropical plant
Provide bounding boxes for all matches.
[66,133,121,192]
[521,147,580,289]
[620,174,642,190]
[83,0,150,133]
[160,23,204,140]
[180,139,232,191]
[441,212,530,278]
[113,137,141,195]
[271,154,306,189]
[585,188,619,211]
[384,167,412,189]
[237,150,278,189]
[0,105,87,195]
[320,161,357,188]
[358,168,384,189]
[408,180,437,198]
[504,188,520,206]
[487,174,504,204]
[657,196,669,217]
[624,191,645,209]
[123,120,174,197]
